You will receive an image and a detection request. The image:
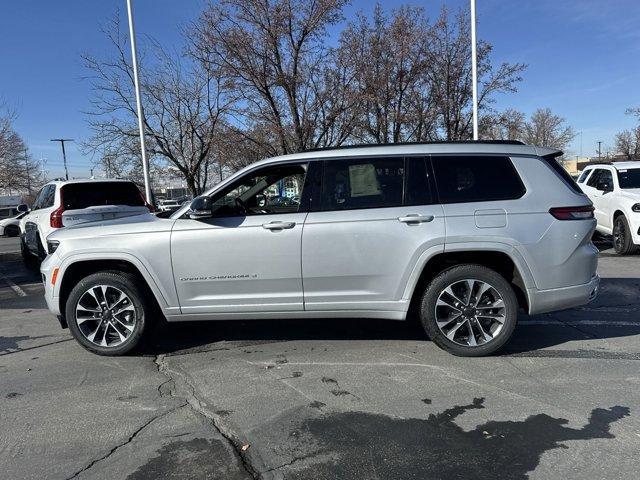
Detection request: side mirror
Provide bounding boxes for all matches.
[597,181,613,193]
[188,196,213,219]
[17,203,30,213]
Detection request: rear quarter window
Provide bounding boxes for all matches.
[62,182,145,210]
[541,155,583,194]
[431,155,525,204]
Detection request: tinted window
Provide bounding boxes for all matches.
[577,170,591,183]
[404,157,434,206]
[617,168,640,189]
[321,157,403,210]
[62,182,144,210]
[598,170,613,187]
[211,164,307,216]
[42,185,56,208]
[541,155,583,193]
[32,186,48,210]
[431,156,525,204]
[586,169,604,187]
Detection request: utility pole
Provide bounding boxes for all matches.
[24,148,31,194]
[470,0,479,140]
[126,0,153,203]
[50,138,73,180]
[597,141,602,161]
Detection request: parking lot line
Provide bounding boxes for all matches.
[519,319,639,326]
[0,272,27,297]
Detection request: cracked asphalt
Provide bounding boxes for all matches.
[1,236,640,479]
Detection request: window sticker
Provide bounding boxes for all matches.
[348,163,382,197]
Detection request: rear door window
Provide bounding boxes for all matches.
[321,157,404,211]
[404,157,435,206]
[62,182,145,210]
[431,155,525,204]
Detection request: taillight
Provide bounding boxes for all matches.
[50,206,64,228]
[138,190,154,212]
[549,205,594,220]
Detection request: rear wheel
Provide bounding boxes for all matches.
[419,264,518,357]
[66,271,153,355]
[613,215,637,255]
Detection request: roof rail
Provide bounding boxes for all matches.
[303,140,526,153]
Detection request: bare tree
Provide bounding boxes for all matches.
[480,108,526,141]
[82,15,232,196]
[0,103,43,194]
[192,0,351,154]
[615,127,640,160]
[426,7,526,140]
[521,108,575,150]
[337,4,436,143]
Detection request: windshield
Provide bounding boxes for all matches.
[617,169,640,189]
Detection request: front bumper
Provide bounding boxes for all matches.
[527,274,600,315]
[40,254,60,316]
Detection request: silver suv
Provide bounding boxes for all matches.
[41,142,600,357]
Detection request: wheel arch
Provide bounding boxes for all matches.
[405,248,531,317]
[57,257,168,319]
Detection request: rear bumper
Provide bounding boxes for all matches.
[527,274,600,315]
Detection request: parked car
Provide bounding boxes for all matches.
[20,179,152,261]
[157,199,181,212]
[576,161,640,254]
[42,141,599,357]
[0,211,28,237]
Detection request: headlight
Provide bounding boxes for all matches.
[632,204,640,212]
[47,240,60,254]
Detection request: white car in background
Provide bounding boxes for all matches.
[577,161,640,254]
[20,179,153,261]
[157,199,181,212]
[0,211,28,237]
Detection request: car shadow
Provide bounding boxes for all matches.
[146,277,640,357]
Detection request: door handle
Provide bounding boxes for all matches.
[398,214,434,224]
[262,221,296,230]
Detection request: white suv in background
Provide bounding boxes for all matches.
[20,179,153,261]
[577,162,640,254]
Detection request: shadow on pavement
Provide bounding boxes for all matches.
[283,398,630,480]
[146,277,640,356]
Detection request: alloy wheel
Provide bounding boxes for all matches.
[75,285,137,348]
[434,279,506,347]
[613,220,624,251]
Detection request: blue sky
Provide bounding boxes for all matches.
[1,0,639,178]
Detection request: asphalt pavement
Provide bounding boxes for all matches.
[1,235,639,480]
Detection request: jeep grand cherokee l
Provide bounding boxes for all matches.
[41,141,599,357]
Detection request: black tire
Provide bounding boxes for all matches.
[65,271,154,356]
[4,224,20,237]
[613,215,637,255]
[21,237,37,265]
[419,264,518,357]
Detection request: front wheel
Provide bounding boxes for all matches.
[613,215,637,255]
[65,271,153,355]
[419,264,518,357]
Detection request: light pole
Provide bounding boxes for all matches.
[470,0,479,140]
[126,0,152,203]
[50,138,73,180]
